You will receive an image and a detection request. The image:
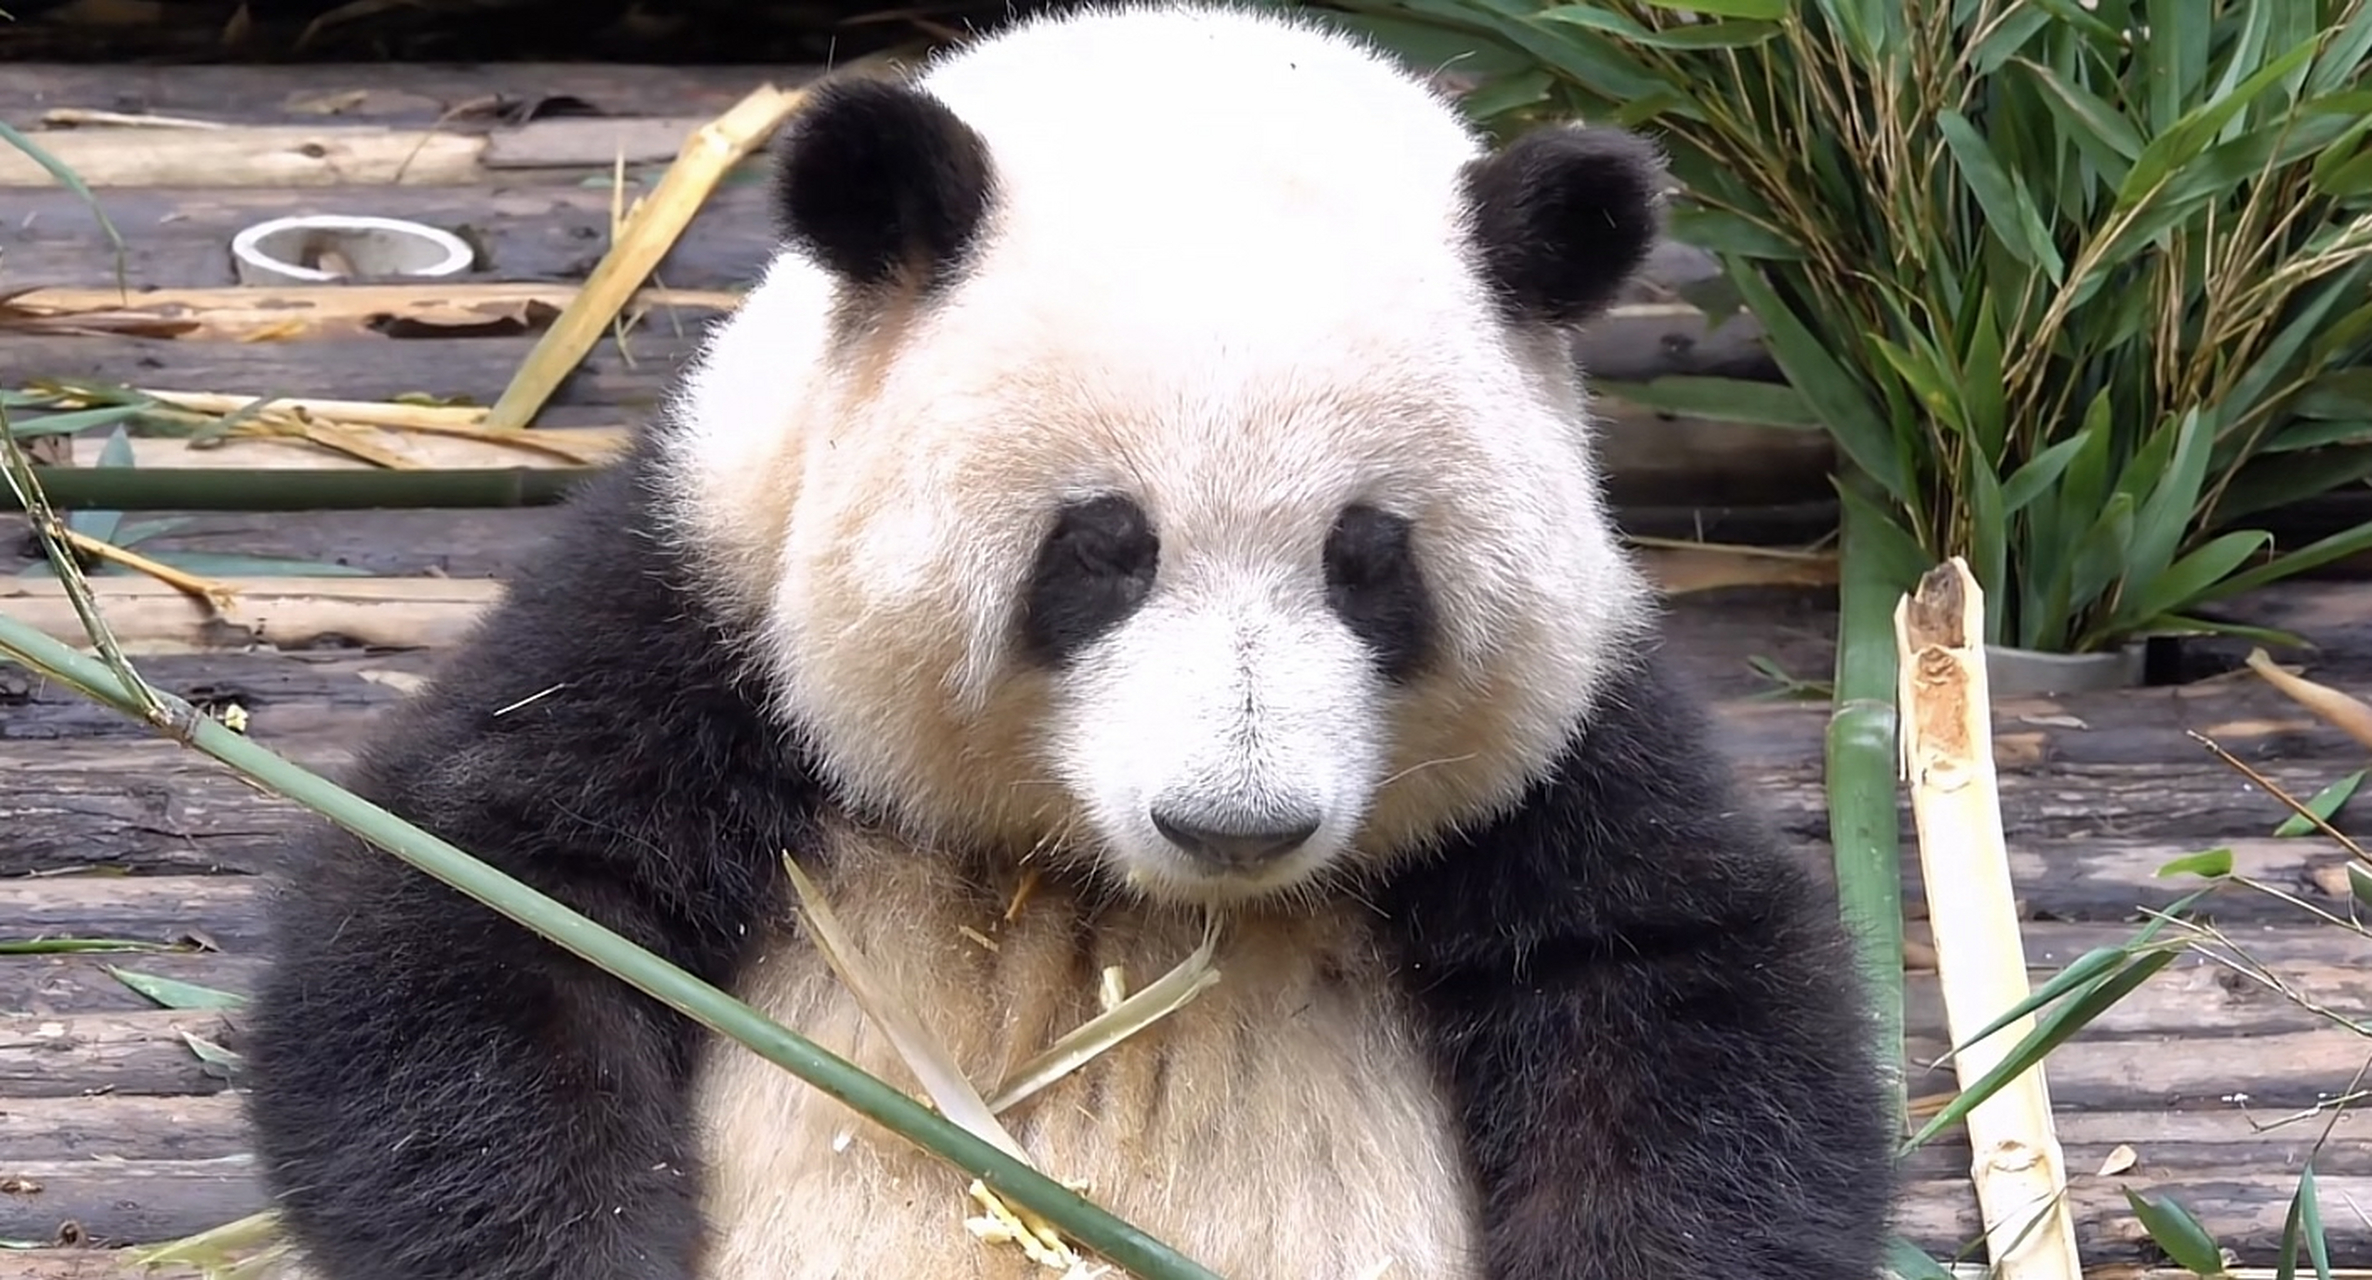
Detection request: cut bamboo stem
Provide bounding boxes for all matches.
[482,82,821,431]
[1896,556,2083,1280]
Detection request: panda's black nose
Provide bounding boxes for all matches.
[1150,809,1322,869]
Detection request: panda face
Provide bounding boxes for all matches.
[1015,488,1433,903]
[657,4,1667,907]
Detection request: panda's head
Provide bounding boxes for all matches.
[659,4,1666,909]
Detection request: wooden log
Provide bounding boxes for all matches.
[0,62,809,129]
[1,184,782,293]
[0,1010,237,1099]
[9,283,739,342]
[0,114,800,189]
[0,1157,262,1248]
[0,1093,249,1162]
[0,576,506,653]
[2,955,269,1018]
[0,877,272,951]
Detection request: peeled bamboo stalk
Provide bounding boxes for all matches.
[1896,557,2083,1280]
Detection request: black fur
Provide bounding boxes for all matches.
[1378,650,1898,1277]
[771,76,996,290]
[1464,123,1668,328]
[1323,502,1434,682]
[1018,492,1161,667]
[243,439,822,1280]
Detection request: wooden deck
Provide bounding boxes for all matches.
[6,57,2372,1280]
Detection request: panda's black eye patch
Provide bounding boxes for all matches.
[1324,504,1433,683]
[1019,493,1160,667]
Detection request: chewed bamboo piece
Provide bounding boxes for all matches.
[1895,557,2083,1280]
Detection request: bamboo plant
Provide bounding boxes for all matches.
[1317,0,2372,660]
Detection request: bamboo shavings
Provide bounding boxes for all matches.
[481,80,822,432]
[1895,558,2083,1280]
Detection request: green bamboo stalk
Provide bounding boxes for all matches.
[1,466,596,511]
[0,614,1225,1280]
[1828,468,1911,1136]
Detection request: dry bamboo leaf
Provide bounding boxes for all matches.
[984,920,1221,1115]
[2246,648,2372,751]
[779,850,1028,1163]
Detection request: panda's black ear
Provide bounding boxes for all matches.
[771,76,995,291]
[1463,124,1666,328]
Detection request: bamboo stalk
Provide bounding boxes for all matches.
[1897,557,2083,1280]
[482,82,821,431]
[0,607,1223,1280]
[1827,469,1910,1133]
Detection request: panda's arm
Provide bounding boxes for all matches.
[243,463,812,1280]
[1381,653,1896,1279]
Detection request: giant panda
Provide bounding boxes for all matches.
[241,4,1898,1278]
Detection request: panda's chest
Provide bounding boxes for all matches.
[690,826,1484,1280]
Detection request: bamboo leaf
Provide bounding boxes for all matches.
[2119,529,2271,630]
[2122,1189,2225,1276]
[1732,266,1914,502]
[109,967,250,1011]
[2273,1162,2334,1280]
[2273,771,2363,839]
[1666,207,1804,259]
[1885,1237,1956,1280]
[2261,421,2372,454]
[1594,375,1821,428]
[0,403,151,439]
[2156,847,2234,879]
[1639,0,1782,17]
[1903,947,2180,1152]
[2000,435,2091,515]
[1939,109,2066,284]
[2118,35,2320,210]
